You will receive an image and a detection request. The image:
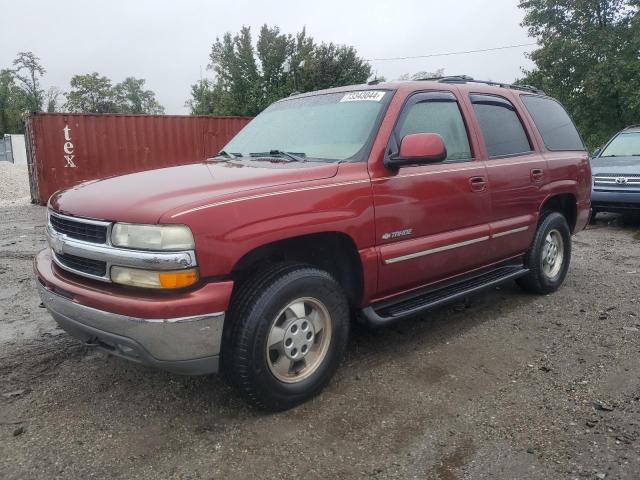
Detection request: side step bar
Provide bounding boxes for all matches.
[362,265,529,327]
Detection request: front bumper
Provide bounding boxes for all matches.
[592,190,640,212]
[38,283,223,374]
[35,249,233,375]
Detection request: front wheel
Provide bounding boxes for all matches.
[517,212,572,294]
[222,263,350,411]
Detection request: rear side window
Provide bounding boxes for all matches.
[398,98,472,161]
[521,95,585,151]
[471,94,532,158]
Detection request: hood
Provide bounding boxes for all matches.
[50,160,339,223]
[591,156,640,175]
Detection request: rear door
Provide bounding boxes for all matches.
[371,90,492,298]
[467,93,547,263]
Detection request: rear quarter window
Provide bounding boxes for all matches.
[520,95,585,151]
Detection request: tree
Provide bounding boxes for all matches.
[114,77,164,114]
[65,73,117,113]
[13,51,46,112]
[0,69,27,135]
[256,25,294,109]
[45,86,64,113]
[65,74,164,114]
[207,27,261,116]
[188,25,372,116]
[0,51,46,134]
[296,43,373,93]
[185,78,219,115]
[396,69,445,81]
[518,0,640,149]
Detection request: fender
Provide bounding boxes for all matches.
[538,179,579,211]
[166,163,377,280]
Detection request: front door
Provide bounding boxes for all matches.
[371,91,492,299]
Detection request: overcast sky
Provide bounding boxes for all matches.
[1,0,535,114]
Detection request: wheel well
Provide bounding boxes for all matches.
[540,194,577,231]
[231,233,364,308]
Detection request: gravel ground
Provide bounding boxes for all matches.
[1,194,639,479]
[0,162,31,208]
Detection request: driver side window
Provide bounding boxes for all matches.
[398,99,472,162]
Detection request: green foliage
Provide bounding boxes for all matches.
[397,69,445,81]
[13,51,46,113]
[188,25,372,116]
[518,0,640,149]
[0,69,27,135]
[0,51,49,135]
[65,73,116,113]
[45,87,63,113]
[114,77,165,114]
[186,79,219,115]
[65,73,164,114]
[1,51,164,133]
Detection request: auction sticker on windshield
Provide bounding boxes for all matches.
[340,91,386,102]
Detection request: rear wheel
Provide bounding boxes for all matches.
[517,212,571,294]
[222,263,350,411]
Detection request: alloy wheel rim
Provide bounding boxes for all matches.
[542,229,564,279]
[266,297,332,383]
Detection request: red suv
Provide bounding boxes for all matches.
[35,77,591,410]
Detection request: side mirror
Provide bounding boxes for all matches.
[385,133,447,169]
[592,147,601,159]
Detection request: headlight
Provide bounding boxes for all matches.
[111,266,199,289]
[111,223,194,250]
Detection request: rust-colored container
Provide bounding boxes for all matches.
[25,113,252,204]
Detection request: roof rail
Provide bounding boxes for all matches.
[416,75,545,95]
[623,124,640,130]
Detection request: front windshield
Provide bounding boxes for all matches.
[221,90,391,162]
[600,132,640,157]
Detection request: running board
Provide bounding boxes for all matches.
[362,265,529,327]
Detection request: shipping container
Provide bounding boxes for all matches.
[26,113,252,204]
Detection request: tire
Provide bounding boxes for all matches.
[222,262,350,411]
[589,209,598,224]
[516,212,572,294]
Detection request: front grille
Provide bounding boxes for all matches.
[49,213,108,244]
[55,253,107,277]
[594,173,640,189]
[595,173,640,178]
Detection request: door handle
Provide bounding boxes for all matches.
[469,176,487,192]
[530,168,544,182]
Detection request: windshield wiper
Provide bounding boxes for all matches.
[249,150,307,162]
[213,150,241,159]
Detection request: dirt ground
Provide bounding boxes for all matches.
[1,181,639,479]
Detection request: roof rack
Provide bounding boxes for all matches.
[623,124,640,130]
[416,75,545,95]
